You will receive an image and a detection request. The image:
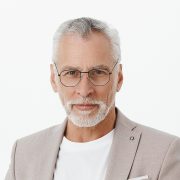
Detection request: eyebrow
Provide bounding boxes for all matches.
[61,66,82,71]
[61,64,110,71]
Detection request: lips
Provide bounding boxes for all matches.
[73,104,97,111]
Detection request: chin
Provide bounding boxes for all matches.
[68,105,110,128]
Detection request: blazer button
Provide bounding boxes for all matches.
[130,136,135,141]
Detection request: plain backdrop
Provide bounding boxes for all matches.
[0,0,180,178]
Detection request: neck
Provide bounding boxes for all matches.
[64,107,116,142]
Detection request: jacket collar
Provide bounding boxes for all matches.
[105,108,142,180]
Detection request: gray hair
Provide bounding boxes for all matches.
[52,17,121,64]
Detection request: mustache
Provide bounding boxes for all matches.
[66,98,103,106]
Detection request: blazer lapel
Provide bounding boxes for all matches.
[37,119,67,180]
[105,109,142,180]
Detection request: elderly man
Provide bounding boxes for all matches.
[5,17,180,180]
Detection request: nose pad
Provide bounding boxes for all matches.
[80,72,91,83]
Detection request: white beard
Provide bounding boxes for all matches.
[63,97,114,127]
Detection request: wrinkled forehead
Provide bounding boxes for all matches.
[54,32,114,70]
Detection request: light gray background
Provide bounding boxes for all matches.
[0,0,180,178]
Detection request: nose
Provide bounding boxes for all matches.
[75,73,94,98]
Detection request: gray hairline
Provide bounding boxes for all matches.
[52,17,121,72]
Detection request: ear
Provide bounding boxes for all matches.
[116,64,123,92]
[50,64,58,93]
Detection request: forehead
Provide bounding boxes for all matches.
[55,32,113,69]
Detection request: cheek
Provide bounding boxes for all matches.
[96,84,115,103]
[107,88,116,103]
[105,79,117,103]
[57,87,74,105]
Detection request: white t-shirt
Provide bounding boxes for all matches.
[53,129,114,180]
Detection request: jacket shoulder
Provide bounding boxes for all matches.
[138,123,179,144]
[134,122,180,163]
[17,122,65,146]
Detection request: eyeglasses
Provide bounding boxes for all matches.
[54,60,118,87]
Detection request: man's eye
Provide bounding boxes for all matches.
[91,69,108,76]
[63,70,79,76]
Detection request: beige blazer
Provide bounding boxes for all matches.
[5,108,180,180]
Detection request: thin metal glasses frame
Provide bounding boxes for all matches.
[54,60,118,87]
